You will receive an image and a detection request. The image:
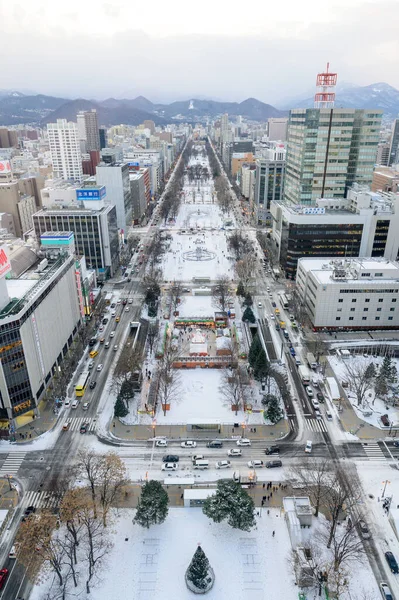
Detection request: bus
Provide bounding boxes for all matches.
[278,293,289,309]
[75,371,90,397]
[105,292,113,306]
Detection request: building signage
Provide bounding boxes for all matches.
[302,207,326,215]
[0,160,11,173]
[75,270,85,317]
[76,186,106,201]
[13,399,32,414]
[31,313,46,377]
[0,245,11,278]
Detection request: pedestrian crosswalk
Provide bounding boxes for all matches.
[22,490,60,510]
[62,417,97,433]
[0,451,26,476]
[361,442,386,461]
[305,419,327,433]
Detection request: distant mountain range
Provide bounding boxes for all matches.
[283,82,399,116]
[0,82,398,128]
[0,93,286,127]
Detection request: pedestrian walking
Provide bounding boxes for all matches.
[272,531,275,537]
[263,483,265,489]
[267,510,270,515]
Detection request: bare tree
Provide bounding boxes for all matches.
[157,343,181,416]
[219,364,249,415]
[228,231,252,261]
[289,458,332,517]
[169,280,184,314]
[235,255,257,293]
[76,449,104,517]
[212,275,233,313]
[343,359,375,407]
[97,452,130,527]
[147,321,159,355]
[317,518,367,573]
[323,465,360,548]
[79,502,113,594]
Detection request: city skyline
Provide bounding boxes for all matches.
[1,0,398,103]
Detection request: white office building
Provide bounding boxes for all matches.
[296,257,399,331]
[47,120,83,182]
[96,162,132,229]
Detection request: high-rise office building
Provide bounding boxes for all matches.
[47,119,83,181]
[389,118,399,166]
[99,128,107,150]
[254,145,286,225]
[220,113,230,144]
[96,162,132,229]
[284,108,382,205]
[83,110,100,152]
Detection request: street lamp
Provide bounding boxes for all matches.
[152,419,156,438]
[382,480,391,499]
[6,474,13,491]
[241,421,246,438]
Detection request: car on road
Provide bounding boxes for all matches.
[290,347,296,357]
[192,454,204,462]
[96,364,103,372]
[110,331,115,337]
[206,440,223,448]
[380,582,393,600]
[0,569,8,590]
[117,299,121,305]
[266,460,282,468]
[89,338,97,347]
[89,380,96,390]
[125,307,130,312]
[237,438,251,446]
[114,345,118,352]
[358,519,371,539]
[326,411,333,421]
[82,402,90,411]
[306,386,314,397]
[80,423,88,434]
[393,440,399,447]
[162,462,178,471]
[128,298,133,304]
[99,325,104,332]
[22,506,36,521]
[257,302,262,308]
[64,399,70,408]
[265,446,280,455]
[163,455,179,463]
[99,338,105,344]
[305,440,313,453]
[227,448,242,457]
[272,302,276,307]
[316,392,325,403]
[270,314,275,320]
[62,419,72,431]
[110,303,116,308]
[155,439,167,447]
[122,299,127,305]
[248,460,264,468]
[102,318,108,325]
[181,440,197,448]
[314,409,322,420]
[216,460,231,469]
[311,399,319,409]
[385,551,399,573]
[115,316,120,323]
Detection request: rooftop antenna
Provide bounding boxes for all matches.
[314,62,338,109]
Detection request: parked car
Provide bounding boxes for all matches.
[358,520,371,539]
[163,455,179,463]
[266,460,282,468]
[380,582,393,600]
[385,551,399,574]
[155,439,167,447]
[227,448,242,457]
[162,462,178,471]
[265,446,280,455]
[216,460,231,469]
[248,460,264,468]
[316,392,325,403]
[306,386,314,397]
[181,440,197,448]
[237,438,251,446]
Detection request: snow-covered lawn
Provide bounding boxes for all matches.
[151,369,264,425]
[177,294,214,318]
[328,355,399,429]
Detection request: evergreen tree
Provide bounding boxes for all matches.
[114,395,128,418]
[134,480,169,528]
[248,334,269,381]
[120,380,135,402]
[203,480,255,531]
[380,356,394,382]
[243,293,253,307]
[242,306,255,323]
[248,334,262,368]
[236,281,246,297]
[375,373,388,401]
[265,395,283,424]
[364,362,376,383]
[186,546,211,590]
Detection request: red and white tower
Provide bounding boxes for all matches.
[314,62,337,109]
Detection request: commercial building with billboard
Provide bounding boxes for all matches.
[0,246,81,436]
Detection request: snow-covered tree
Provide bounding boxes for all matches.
[248,334,269,381]
[242,306,255,323]
[114,396,128,418]
[186,546,212,590]
[203,480,255,531]
[264,395,283,424]
[134,480,169,529]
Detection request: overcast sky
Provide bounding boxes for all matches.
[1,0,398,105]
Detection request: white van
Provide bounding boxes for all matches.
[193,459,209,470]
[71,399,79,409]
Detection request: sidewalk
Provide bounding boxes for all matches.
[13,398,58,443]
[110,420,290,443]
[0,478,18,510]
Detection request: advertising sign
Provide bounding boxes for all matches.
[0,245,11,278]
[0,160,11,173]
[76,186,106,201]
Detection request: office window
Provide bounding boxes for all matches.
[349,317,354,321]
[378,298,383,303]
[350,308,355,312]
[337,308,342,312]
[392,299,397,303]
[365,299,370,303]
[336,317,341,321]
[390,308,395,312]
[362,317,367,320]
[351,299,356,303]
[377,308,382,312]
[363,308,368,312]
[375,317,380,321]
[388,317,394,320]
[338,299,343,303]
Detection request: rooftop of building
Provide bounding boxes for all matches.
[34,204,112,216]
[298,257,399,285]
